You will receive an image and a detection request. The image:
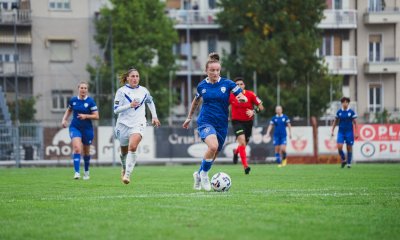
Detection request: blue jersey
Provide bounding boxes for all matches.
[336,108,357,133]
[196,77,242,129]
[68,96,98,129]
[270,114,290,137]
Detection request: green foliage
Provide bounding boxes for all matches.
[1,165,399,239]
[8,96,39,122]
[218,0,340,118]
[88,0,178,124]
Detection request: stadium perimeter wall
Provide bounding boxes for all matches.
[1,123,399,167]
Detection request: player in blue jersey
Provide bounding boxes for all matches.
[331,97,358,168]
[62,82,99,180]
[182,52,248,191]
[265,105,292,167]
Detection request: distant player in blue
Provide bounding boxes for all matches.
[331,97,358,168]
[62,82,99,180]
[265,106,292,167]
[182,52,248,191]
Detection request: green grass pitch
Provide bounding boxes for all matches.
[0,164,399,240]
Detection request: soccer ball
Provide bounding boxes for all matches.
[211,172,232,192]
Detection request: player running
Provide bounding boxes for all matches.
[229,77,264,174]
[114,68,160,184]
[265,105,292,167]
[61,82,99,180]
[182,52,248,191]
[331,97,358,168]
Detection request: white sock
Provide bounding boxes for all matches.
[125,151,137,177]
[200,170,208,178]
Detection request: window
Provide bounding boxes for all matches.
[369,0,384,12]
[52,90,73,111]
[207,35,217,53]
[208,0,217,9]
[49,40,73,62]
[4,54,10,62]
[49,0,71,11]
[369,84,382,112]
[369,34,382,62]
[320,35,333,56]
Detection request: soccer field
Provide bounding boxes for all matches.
[0,164,399,240]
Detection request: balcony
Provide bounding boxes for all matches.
[318,10,357,29]
[322,56,357,75]
[0,10,31,25]
[364,57,400,74]
[0,61,33,77]
[175,56,204,76]
[364,7,400,24]
[167,9,221,29]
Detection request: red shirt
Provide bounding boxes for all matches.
[229,90,262,121]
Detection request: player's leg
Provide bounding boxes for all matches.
[199,134,219,191]
[120,146,128,178]
[70,127,82,179]
[81,129,94,180]
[336,132,346,168]
[273,136,282,166]
[345,132,355,168]
[281,144,288,167]
[241,121,252,174]
[115,124,129,179]
[122,133,142,184]
[232,121,243,164]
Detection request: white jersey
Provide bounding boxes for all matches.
[114,84,151,127]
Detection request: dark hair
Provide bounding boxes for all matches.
[234,77,244,82]
[119,67,138,85]
[340,96,350,103]
[205,52,220,70]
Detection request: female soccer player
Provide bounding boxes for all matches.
[265,105,292,167]
[114,68,160,184]
[61,82,99,180]
[331,97,358,168]
[229,77,264,174]
[182,52,248,191]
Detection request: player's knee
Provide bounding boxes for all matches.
[208,144,219,153]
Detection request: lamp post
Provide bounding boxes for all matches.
[12,4,20,167]
[277,58,287,106]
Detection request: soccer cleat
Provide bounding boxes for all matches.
[282,159,287,166]
[193,171,201,190]
[347,164,351,168]
[73,172,80,180]
[277,164,282,168]
[121,169,125,180]
[122,175,130,184]
[341,161,346,168]
[244,167,251,175]
[83,171,90,180]
[232,149,238,164]
[200,171,211,191]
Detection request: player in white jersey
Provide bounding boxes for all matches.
[114,68,160,184]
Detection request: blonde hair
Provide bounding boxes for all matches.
[77,81,89,89]
[205,52,220,71]
[119,68,138,85]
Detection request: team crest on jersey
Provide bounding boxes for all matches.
[203,127,210,133]
[84,103,89,108]
[282,118,285,122]
[72,102,76,106]
[221,87,226,93]
[202,89,206,94]
[348,112,351,116]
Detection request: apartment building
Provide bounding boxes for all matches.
[317,0,400,121]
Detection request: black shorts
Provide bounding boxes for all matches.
[232,120,253,143]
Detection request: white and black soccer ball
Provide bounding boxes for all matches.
[211,172,232,192]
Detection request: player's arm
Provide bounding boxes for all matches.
[182,96,202,129]
[61,108,72,128]
[113,90,140,114]
[287,122,292,139]
[331,118,339,136]
[353,118,358,139]
[78,111,99,120]
[145,95,161,127]
[265,123,273,136]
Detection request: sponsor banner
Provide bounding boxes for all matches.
[44,128,98,160]
[97,126,155,162]
[318,126,338,154]
[154,126,275,160]
[286,127,314,156]
[354,124,400,161]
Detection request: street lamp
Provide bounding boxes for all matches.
[12,2,21,167]
[277,58,287,106]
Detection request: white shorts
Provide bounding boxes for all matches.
[115,123,145,147]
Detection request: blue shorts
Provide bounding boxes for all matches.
[337,131,354,146]
[273,135,287,146]
[198,124,227,152]
[69,126,94,145]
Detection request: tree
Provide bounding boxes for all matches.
[8,96,39,123]
[89,0,177,124]
[218,0,342,120]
